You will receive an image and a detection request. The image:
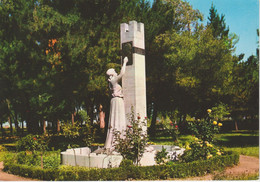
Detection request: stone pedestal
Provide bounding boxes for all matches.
[120,21,147,131]
[61,145,185,168]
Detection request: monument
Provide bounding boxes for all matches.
[61,21,185,168]
[120,21,147,131]
[104,57,128,151]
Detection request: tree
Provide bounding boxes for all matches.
[207,3,229,39]
[144,0,203,135]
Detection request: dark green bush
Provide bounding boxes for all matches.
[119,159,134,168]
[16,134,48,153]
[10,151,60,169]
[3,151,239,181]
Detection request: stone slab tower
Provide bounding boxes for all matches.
[120,20,147,131]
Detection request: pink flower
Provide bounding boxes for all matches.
[145,117,147,119]
[127,125,132,128]
[175,125,178,129]
[170,123,174,126]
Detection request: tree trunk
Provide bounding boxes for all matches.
[27,119,39,134]
[52,120,57,134]
[8,116,13,135]
[87,105,94,126]
[235,120,239,131]
[71,111,76,125]
[149,103,158,137]
[21,120,24,136]
[43,120,46,135]
[14,112,20,135]
[41,153,43,169]
[0,121,3,137]
[57,120,60,132]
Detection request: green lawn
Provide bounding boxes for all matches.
[150,130,259,157]
[215,130,259,157]
[0,130,259,160]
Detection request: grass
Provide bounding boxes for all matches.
[215,130,259,157]
[150,130,259,157]
[224,146,259,158]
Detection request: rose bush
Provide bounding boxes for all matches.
[179,137,225,162]
[113,111,148,165]
[16,134,48,153]
[187,109,223,143]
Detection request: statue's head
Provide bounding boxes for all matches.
[106,68,117,77]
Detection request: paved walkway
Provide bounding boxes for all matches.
[0,162,37,181]
[175,155,259,180]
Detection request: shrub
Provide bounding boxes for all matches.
[179,137,225,162]
[155,146,169,165]
[0,145,7,151]
[16,134,48,153]
[3,151,239,181]
[42,154,60,169]
[8,151,60,169]
[119,159,134,168]
[113,110,148,165]
[61,119,96,147]
[187,109,223,143]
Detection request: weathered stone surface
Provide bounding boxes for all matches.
[61,145,185,168]
[120,21,147,131]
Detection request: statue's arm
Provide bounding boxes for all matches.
[117,57,128,80]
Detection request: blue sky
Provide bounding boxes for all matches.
[149,0,259,60]
[185,0,259,60]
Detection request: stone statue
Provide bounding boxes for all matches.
[104,57,128,151]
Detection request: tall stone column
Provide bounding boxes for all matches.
[120,20,147,131]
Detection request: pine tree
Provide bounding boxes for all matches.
[207,3,229,39]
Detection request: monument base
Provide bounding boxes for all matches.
[61,145,185,168]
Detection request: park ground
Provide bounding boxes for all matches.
[0,129,258,181]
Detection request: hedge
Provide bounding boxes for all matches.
[3,151,239,181]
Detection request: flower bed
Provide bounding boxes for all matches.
[3,151,239,181]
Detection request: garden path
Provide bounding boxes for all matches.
[0,155,258,181]
[174,155,259,180]
[0,162,37,181]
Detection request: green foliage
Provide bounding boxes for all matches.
[119,159,134,168]
[0,0,257,136]
[0,145,7,152]
[61,119,95,147]
[61,122,81,139]
[7,151,60,169]
[113,111,148,165]
[155,114,180,141]
[16,134,48,153]
[155,146,169,165]
[3,151,239,180]
[211,103,230,120]
[180,137,225,162]
[207,3,229,39]
[187,109,222,143]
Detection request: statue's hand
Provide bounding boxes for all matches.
[123,57,128,64]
